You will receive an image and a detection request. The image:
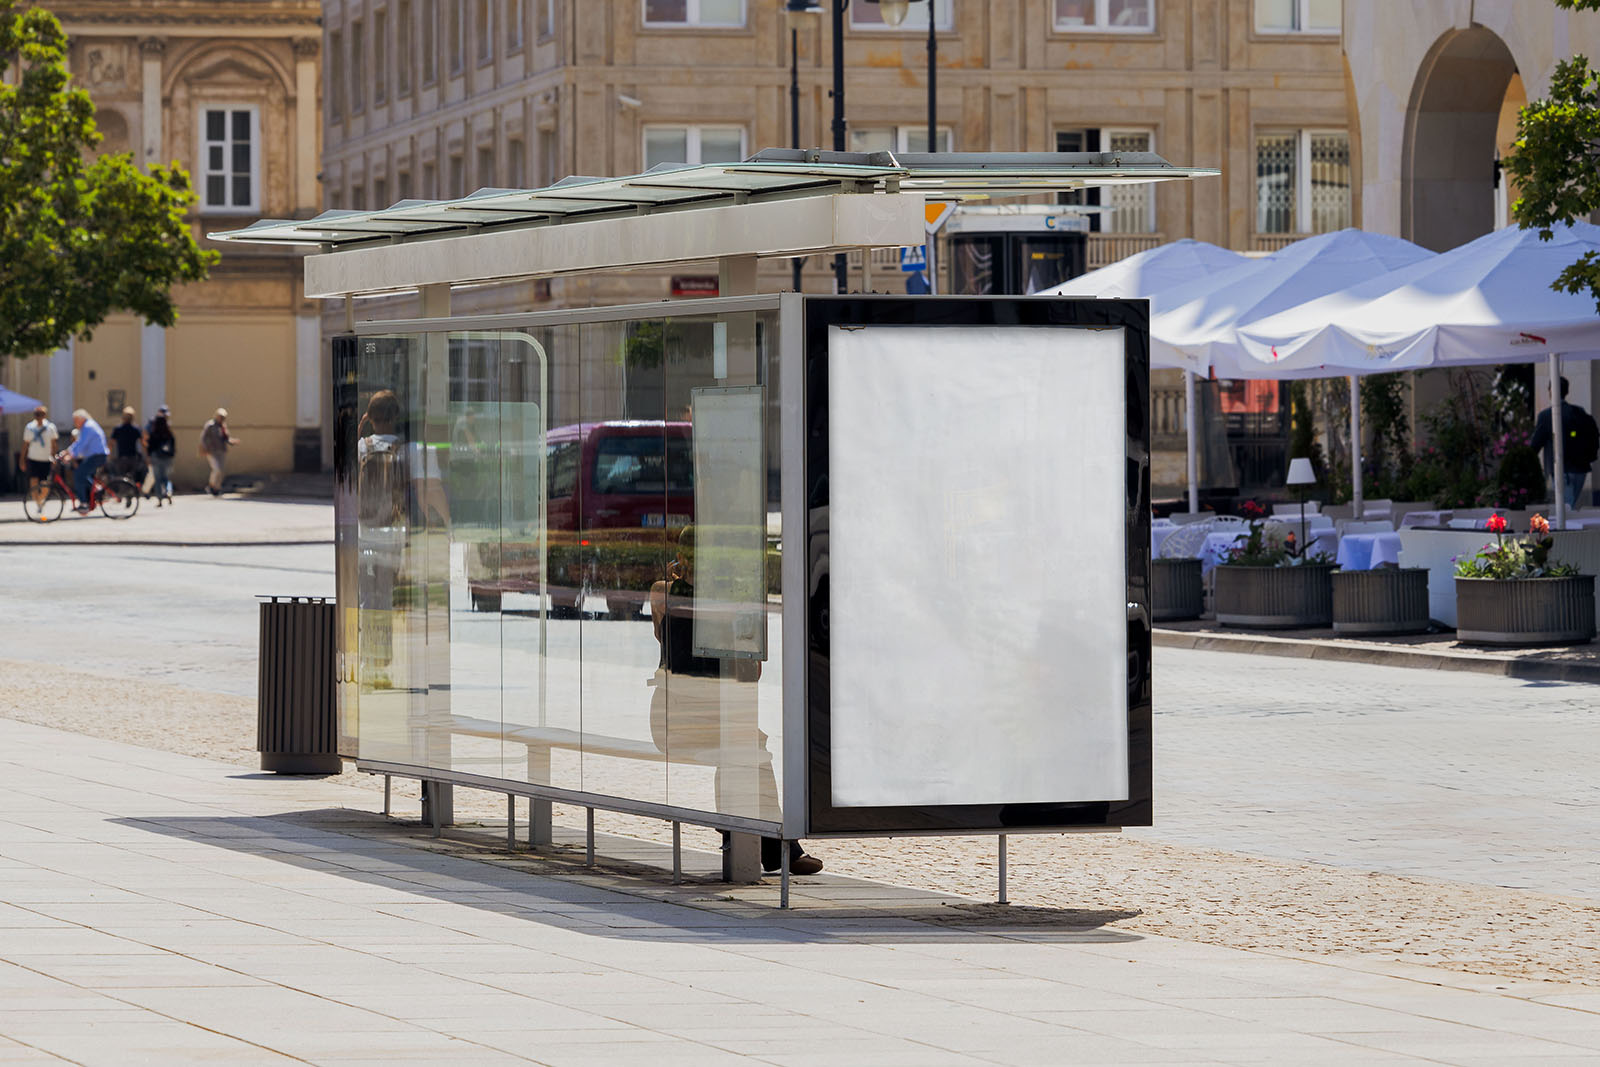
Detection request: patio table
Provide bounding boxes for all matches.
[1400,510,1452,528]
[1336,531,1404,571]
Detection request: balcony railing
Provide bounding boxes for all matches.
[1251,234,1305,253]
[1087,232,1164,270]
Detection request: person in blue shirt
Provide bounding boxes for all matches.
[57,409,109,513]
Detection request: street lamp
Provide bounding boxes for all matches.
[867,0,913,24]
[784,1,822,292]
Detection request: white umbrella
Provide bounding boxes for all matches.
[0,386,42,416]
[1044,239,1253,512]
[1151,228,1435,378]
[1237,221,1600,375]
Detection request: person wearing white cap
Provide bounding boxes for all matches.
[198,407,240,496]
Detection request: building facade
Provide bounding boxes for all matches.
[4,0,323,487]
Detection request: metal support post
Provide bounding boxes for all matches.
[1552,352,1568,529]
[1184,371,1199,514]
[1349,376,1363,520]
[780,842,791,909]
[830,0,848,294]
[506,795,515,852]
[382,774,391,816]
[790,25,805,294]
[672,822,682,885]
[585,808,595,866]
[529,799,552,849]
[997,834,1008,905]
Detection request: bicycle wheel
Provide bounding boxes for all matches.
[99,477,141,520]
[23,485,66,523]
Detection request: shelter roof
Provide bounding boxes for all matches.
[209,148,1217,250]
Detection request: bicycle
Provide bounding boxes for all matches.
[23,458,141,522]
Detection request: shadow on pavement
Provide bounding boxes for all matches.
[111,807,1143,947]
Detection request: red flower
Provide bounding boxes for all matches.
[1486,514,1508,533]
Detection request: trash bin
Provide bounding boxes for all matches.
[257,595,341,774]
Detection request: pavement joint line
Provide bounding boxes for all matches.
[0,539,332,548]
[1152,627,1600,684]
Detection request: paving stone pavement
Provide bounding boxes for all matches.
[2,718,1600,1065]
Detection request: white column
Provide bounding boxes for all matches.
[1551,352,1567,531]
[139,39,164,165]
[139,324,166,414]
[1349,376,1363,519]
[49,340,74,421]
[295,314,321,428]
[1184,370,1199,514]
[293,38,320,213]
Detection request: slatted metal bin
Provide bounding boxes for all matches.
[257,596,341,774]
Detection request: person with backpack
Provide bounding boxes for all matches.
[1530,377,1600,510]
[143,405,177,506]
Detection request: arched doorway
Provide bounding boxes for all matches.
[1403,26,1519,252]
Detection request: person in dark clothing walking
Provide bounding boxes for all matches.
[1529,377,1600,510]
[143,405,177,505]
[108,407,144,480]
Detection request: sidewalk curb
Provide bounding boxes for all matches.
[1153,628,1600,685]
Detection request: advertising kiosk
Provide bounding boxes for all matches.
[214,150,1213,904]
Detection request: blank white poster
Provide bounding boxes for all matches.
[827,325,1129,807]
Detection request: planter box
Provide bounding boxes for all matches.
[1215,563,1336,629]
[1454,575,1596,647]
[1151,558,1203,621]
[1332,569,1430,635]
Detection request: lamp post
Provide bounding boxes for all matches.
[866,0,937,292]
[784,1,822,292]
[1286,457,1317,557]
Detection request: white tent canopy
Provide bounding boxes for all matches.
[1236,221,1600,376]
[1042,238,1249,308]
[1148,228,1434,377]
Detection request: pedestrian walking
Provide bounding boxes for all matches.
[144,405,176,506]
[198,408,239,496]
[108,407,144,480]
[19,406,58,511]
[1530,377,1600,509]
[57,409,108,514]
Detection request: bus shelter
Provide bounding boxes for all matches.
[215,150,1214,904]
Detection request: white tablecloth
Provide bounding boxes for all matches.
[1336,532,1404,571]
[1200,528,1338,574]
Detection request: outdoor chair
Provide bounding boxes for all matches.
[1338,519,1396,535]
[1362,498,1394,518]
[1159,517,1224,559]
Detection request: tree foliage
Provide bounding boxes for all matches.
[1504,0,1600,311]
[0,1,216,359]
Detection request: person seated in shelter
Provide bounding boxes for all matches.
[649,525,822,876]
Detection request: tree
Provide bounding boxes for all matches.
[0,1,216,360]
[1503,0,1600,312]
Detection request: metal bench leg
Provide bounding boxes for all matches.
[998,834,1008,905]
[382,775,391,817]
[529,799,552,848]
[672,822,681,885]
[780,842,790,910]
[586,808,595,866]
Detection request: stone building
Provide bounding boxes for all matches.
[4,0,323,487]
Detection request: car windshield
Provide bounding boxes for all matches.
[591,435,693,495]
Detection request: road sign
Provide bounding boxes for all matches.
[899,244,928,273]
[925,202,956,233]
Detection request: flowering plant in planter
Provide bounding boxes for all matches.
[1223,521,1334,567]
[1453,513,1580,579]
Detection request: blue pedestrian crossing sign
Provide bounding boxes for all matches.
[899,244,928,272]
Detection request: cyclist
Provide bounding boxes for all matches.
[56,409,109,514]
[19,406,58,509]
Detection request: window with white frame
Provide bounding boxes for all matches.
[506,0,523,50]
[1055,127,1155,232]
[329,30,345,119]
[476,0,493,62]
[642,0,744,27]
[350,19,365,112]
[643,125,745,168]
[1054,0,1153,33]
[199,107,259,212]
[1255,129,1350,233]
[847,126,954,153]
[422,0,437,83]
[374,9,388,104]
[1254,0,1339,34]
[851,0,952,29]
